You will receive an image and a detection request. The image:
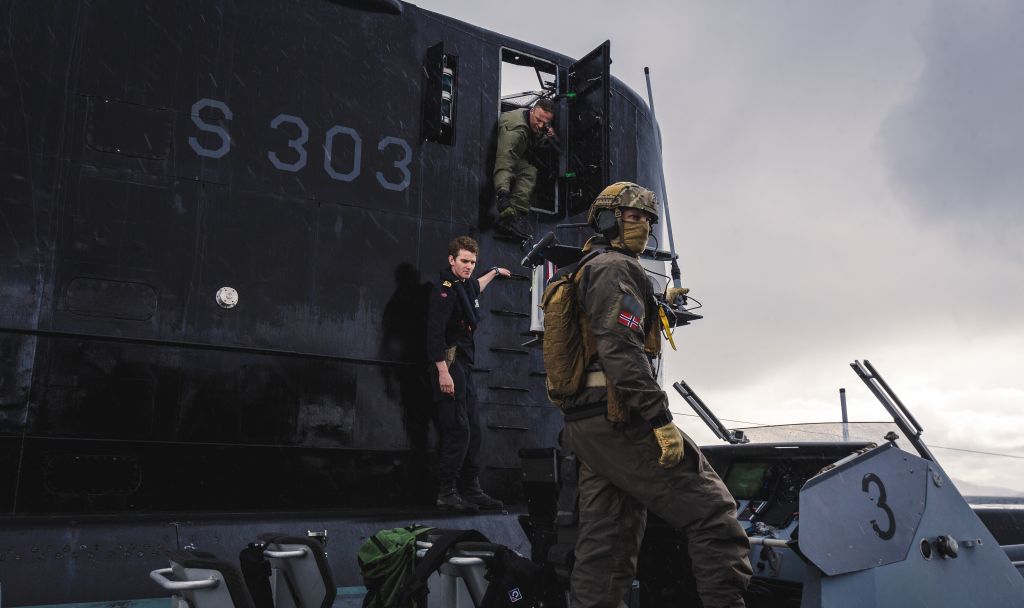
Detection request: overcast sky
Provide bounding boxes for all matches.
[416,0,1024,494]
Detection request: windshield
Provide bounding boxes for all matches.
[733,421,899,445]
[715,422,1023,499]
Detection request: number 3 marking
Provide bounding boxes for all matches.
[376,136,412,191]
[268,114,309,172]
[862,473,896,540]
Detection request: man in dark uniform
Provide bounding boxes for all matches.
[557,183,752,608]
[493,98,555,239]
[426,235,511,512]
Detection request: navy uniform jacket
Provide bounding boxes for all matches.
[426,268,481,365]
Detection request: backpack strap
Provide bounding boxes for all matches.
[399,529,490,604]
[550,247,606,284]
[578,247,607,268]
[572,248,607,373]
[238,542,274,608]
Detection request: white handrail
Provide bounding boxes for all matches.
[264,548,308,559]
[447,557,485,566]
[149,568,219,591]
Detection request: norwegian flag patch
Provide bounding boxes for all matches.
[610,289,645,333]
[618,311,642,330]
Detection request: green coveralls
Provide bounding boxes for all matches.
[562,239,752,608]
[493,109,539,213]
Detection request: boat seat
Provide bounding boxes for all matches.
[419,540,501,607]
[258,533,337,608]
[151,550,255,608]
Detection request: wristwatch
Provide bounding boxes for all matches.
[490,266,501,276]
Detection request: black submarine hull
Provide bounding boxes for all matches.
[0,0,665,518]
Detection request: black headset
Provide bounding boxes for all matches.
[593,209,619,237]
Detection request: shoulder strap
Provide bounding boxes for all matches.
[238,542,274,608]
[451,280,479,328]
[575,248,606,275]
[568,248,608,295]
[400,529,489,604]
[550,247,606,283]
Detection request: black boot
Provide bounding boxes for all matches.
[495,211,532,240]
[436,485,479,513]
[459,479,504,510]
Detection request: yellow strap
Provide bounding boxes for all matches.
[659,306,677,351]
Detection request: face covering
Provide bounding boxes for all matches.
[615,220,650,255]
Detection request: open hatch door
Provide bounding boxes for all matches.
[564,40,611,216]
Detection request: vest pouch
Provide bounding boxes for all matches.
[541,275,586,407]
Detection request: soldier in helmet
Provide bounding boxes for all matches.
[559,183,752,608]
[492,98,556,239]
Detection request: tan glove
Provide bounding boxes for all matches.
[653,422,685,468]
[665,286,690,305]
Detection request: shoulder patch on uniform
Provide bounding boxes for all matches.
[442,280,452,287]
[605,284,645,334]
[617,310,642,330]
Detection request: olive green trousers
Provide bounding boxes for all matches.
[503,156,536,213]
[564,416,752,608]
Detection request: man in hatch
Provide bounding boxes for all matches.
[550,182,752,607]
[493,98,556,239]
[425,235,512,512]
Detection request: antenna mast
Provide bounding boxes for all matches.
[644,67,682,291]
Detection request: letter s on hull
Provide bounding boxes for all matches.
[189,98,232,158]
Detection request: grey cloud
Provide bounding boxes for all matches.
[881,1,1024,230]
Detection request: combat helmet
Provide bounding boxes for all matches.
[587,181,659,237]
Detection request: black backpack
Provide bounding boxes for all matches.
[481,546,565,608]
